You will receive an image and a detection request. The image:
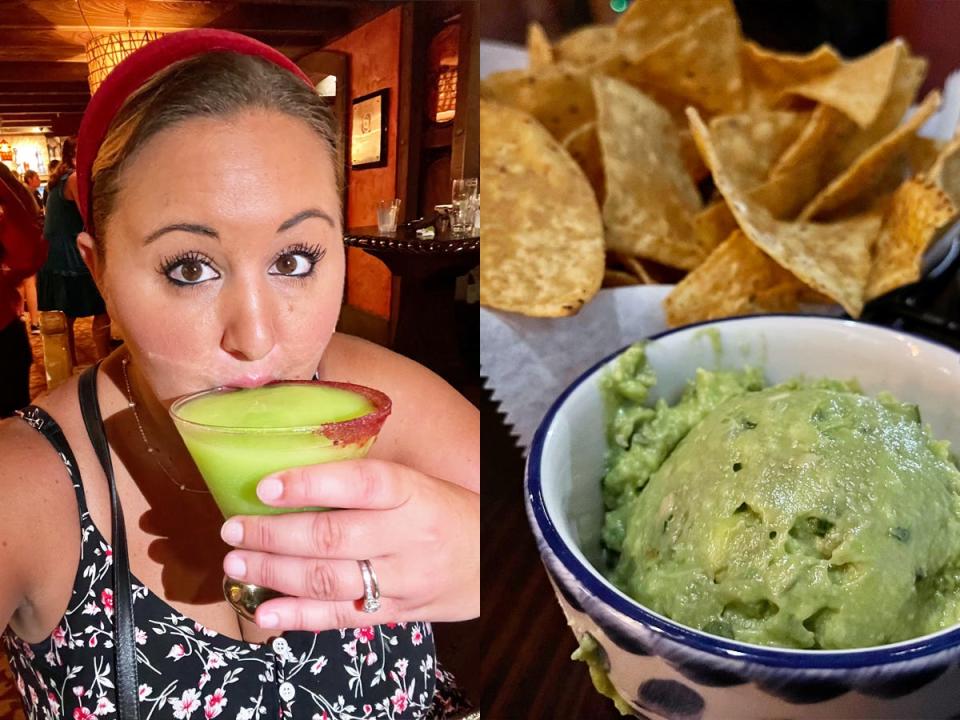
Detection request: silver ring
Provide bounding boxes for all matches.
[357,559,381,613]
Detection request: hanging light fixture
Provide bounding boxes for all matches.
[79,1,163,95]
[427,20,459,124]
[85,30,164,95]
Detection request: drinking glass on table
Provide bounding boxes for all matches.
[170,380,391,620]
[451,178,479,236]
[376,198,401,233]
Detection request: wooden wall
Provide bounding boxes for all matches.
[327,6,402,320]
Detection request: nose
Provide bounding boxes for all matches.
[218,273,276,362]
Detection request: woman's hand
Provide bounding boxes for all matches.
[218,458,480,632]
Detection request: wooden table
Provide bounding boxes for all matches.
[344,227,478,385]
[481,388,622,718]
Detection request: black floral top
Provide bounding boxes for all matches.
[3,405,467,719]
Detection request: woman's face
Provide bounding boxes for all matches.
[81,108,344,402]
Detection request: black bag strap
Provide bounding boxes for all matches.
[78,363,142,720]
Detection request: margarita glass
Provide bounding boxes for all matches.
[170,380,391,620]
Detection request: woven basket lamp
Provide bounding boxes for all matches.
[85,31,165,95]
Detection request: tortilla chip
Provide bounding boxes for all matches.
[748,169,824,219]
[479,64,596,143]
[623,6,744,115]
[740,41,842,109]
[693,166,823,253]
[779,39,905,127]
[865,176,956,301]
[908,135,945,176]
[800,90,941,220]
[480,101,604,316]
[767,51,927,219]
[825,54,928,177]
[596,7,736,123]
[689,107,882,316]
[706,110,810,189]
[554,25,616,68]
[527,22,554,70]
[678,127,710,183]
[768,103,845,181]
[603,269,640,288]
[750,281,806,312]
[614,253,657,284]
[616,0,733,48]
[663,230,800,326]
[796,286,837,305]
[596,50,699,124]
[693,201,738,254]
[594,76,704,270]
[929,134,960,206]
[562,122,606,204]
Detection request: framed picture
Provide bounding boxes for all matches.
[351,89,389,169]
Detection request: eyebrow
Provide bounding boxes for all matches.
[143,209,334,245]
[276,209,335,233]
[143,223,218,245]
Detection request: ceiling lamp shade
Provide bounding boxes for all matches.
[86,31,165,95]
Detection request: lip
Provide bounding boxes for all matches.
[220,375,277,388]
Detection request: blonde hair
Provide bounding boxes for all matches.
[90,52,340,255]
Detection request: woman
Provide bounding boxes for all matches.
[38,136,112,364]
[0,30,478,719]
[0,162,45,416]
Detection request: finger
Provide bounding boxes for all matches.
[255,459,412,510]
[221,508,393,559]
[253,595,407,633]
[223,551,405,602]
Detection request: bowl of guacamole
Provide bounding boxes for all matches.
[525,316,960,718]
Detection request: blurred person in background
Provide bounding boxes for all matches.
[18,170,43,334]
[38,137,111,364]
[22,170,41,208]
[0,162,45,415]
[44,159,60,210]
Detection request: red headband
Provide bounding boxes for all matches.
[76,28,314,237]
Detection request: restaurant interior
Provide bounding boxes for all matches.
[0,0,480,715]
[1,0,479,396]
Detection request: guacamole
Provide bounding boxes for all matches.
[599,343,960,649]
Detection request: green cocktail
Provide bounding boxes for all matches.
[169,380,391,618]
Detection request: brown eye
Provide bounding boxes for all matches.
[275,254,299,275]
[181,260,203,282]
[269,251,315,277]
[163,254,219,285]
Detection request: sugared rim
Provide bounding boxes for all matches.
[169,380,391,443]
[526,314,960,668]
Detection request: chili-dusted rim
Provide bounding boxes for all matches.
[169,380,391,445]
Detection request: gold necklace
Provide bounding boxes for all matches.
[121,357,209,494]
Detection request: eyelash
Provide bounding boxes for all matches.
[273,243,326,280]
[156,243,327,287]
[157,250,213,288]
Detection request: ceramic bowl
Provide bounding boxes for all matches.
[526,316,960,719]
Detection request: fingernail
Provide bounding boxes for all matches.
[221,520,243,544]
[259,612,279,629]
[257,475,284,501]
[223,554,246,579]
